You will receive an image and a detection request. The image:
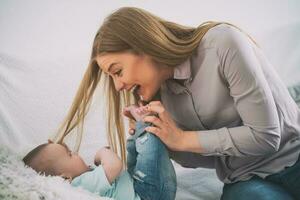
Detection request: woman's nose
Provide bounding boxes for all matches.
[114,79,125,92]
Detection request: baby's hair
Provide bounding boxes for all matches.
[23,143,48,169]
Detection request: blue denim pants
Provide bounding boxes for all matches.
[127,121,177,200]
[221,154,300,200]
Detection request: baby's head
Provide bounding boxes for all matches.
[23,143,89,180]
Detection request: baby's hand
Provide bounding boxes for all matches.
[94,146,111,166]
[94,146,123,184]
[123,105,152,121]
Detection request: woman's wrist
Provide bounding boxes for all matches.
[180,131,204,153]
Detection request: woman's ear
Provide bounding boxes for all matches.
[60,174,73,182]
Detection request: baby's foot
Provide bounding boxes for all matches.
[123,105,151,121]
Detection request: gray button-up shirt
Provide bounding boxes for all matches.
[160,24,300,183]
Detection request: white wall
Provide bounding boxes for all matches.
[1,0,299,60]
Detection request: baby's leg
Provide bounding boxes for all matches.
[131,121,177,200]
[126,135,137,176]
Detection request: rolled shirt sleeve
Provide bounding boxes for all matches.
[198,26,281,157]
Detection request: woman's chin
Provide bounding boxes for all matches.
[138,94,151,104]
[142,94,157,103]
[138,89,158,103]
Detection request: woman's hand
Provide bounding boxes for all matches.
[123,107,137,135]
[123,101,147,135]
[141,101,187,151]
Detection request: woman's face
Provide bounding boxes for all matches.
[96,51,173,102]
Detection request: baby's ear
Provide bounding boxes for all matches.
[47,139,53,144]
[60,174,73,182]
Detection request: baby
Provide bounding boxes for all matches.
[23,105,177,200]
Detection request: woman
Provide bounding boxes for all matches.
[53,7,300,199]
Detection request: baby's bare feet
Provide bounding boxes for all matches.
[123,105,151,121]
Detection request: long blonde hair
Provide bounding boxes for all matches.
[52,7,230,164]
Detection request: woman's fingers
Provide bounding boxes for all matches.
[124,102,167,136]
[123,106,137,135]
[129,129,135,135]
[141,101,185,151]
[143,115,163,128]
[145,101,171,122]
[124,111,136,135]
[129,120,136,135]
[144,126,161,137]
[123,108,136,121]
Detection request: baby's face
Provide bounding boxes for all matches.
[40,143,89,179]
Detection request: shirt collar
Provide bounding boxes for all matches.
[173,58,192,80]
[163,58,193,95]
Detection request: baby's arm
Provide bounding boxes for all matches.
[94,147,123,184]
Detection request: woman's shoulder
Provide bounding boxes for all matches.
[201,23,252,49]
[204,23,243,39]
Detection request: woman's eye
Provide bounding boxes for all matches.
[114,70,122,77]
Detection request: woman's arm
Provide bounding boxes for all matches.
[196,26,280,157]
[94,147,123,184]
